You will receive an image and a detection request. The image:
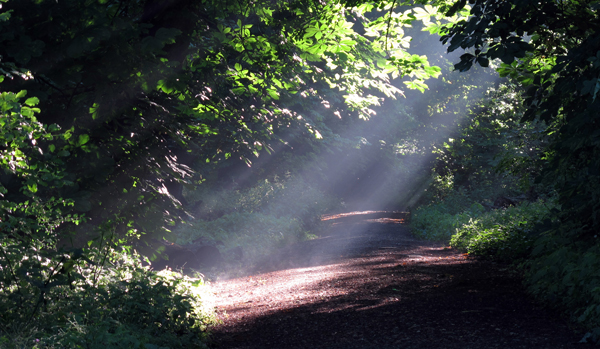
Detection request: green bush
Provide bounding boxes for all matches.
[0,238,215,349]
[412,196,556,262]
[524,226,600,339]
[449,200,555,262]
[410,196,486,241]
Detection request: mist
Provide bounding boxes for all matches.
[166,23,504,280]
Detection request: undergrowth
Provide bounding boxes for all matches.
[175,212,304,264]
[449,200,556,262]
[524,224,600,343]
[176,176,340,267]
[411,195,556,262]
[0,238,215,348]
[412,193,600,339]
[185,176,339,230]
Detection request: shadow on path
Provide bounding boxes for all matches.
[207,211,584,349]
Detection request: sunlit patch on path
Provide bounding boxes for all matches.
[210,245,467,318]
[321,210,409,224]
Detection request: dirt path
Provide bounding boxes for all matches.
[206,211,585,348]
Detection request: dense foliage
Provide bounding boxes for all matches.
[0,0,452,345]
[441,0,600,237]
[412,0,600,338]
[0,242,214,348]
[2,0,600,344]
[0,0,448,243]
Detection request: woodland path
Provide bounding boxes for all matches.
[206,211,585,348]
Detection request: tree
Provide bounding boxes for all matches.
[439,0,600,332]
[440,0,600,239]
[0,0,444,246]
[1,0,457,340]
[432,80,549,199]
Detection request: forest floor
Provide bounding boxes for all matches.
[206,211,587,348]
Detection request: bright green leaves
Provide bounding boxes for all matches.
[404,80,429,93]
[216,19,256,52]
[214,23,232,43]
[214,20,269,54]
[267,89,280,100]
[189,0,452,150]
[229,61,253,95]
[389,53,441,80]
[412,4,464,35]
[0,90,45,160]
[211,15,285,106]
[269,1,443,122]
[89,103,99,120]
[20,94,41,118]
[0,86,64,202]
[226,55,282,101]
[304,23,325,41]
[237,19,252,37]
[157,79,175,94]
[0,0,473,250]
[298,5,358,60]
[0,82,93,220]
[77,134,90,146]
[0,4,10,23]
[303,19,356,54]
[24,96,39,106]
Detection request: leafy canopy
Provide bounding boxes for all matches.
[0,0,449,244]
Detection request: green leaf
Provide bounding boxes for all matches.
[27,182,37,193]
[21,107,34,117]
[157,80,174,94]
[267,89,279,100]
[16,90,27,99]
[231,87,245,94]
[24,97,39,106]
[78,134,90,146]
[89,103,99,120]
